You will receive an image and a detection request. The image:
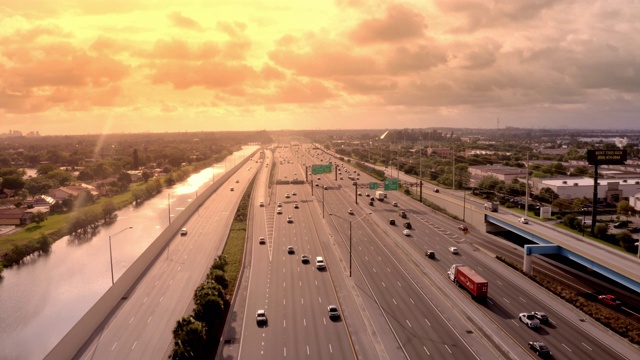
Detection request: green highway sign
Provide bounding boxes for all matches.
[311,164,332,174]
[384,178,399,191]
[369,182,379,190]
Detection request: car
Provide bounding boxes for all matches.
[532,311,549,323]
[285,193,290,198]
[389,219,396,225]
[324,186,328,190]
[598,294,621,307]
[256,310,267,326]
[434,188,439,193]
[301,255,310,264]
[316,256,326,269]
[259,201,265,207]
[613,222,627,229]
[519,312,541,328]
[425,250,435,259]
[180,228,187,236]
[400,211,407,218]
[365,193,370,197]
[294,203,299,209]
[230,187,234,191]
[357,192,362,196]
[276,208,283,214]
[448,247,459,254]
[340,177,343,180]
[287,246,295,254]
[519,217,529,224]
[287,215,293,223]
[317,177,321,180]
[528,341,551,358]
[277,202,283,207]
[292,191,297,196]
[327,305,341,319]
[402,229,411,236]
[259,237,266,244]
[315,183,319,187]
[458,225,468,231]
[392,202,398,207]
[348,209,354,215]
[369,201,374,206]
[235,179,239,183]
[403,222,412,229]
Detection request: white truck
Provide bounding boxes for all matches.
[375,191,385,201]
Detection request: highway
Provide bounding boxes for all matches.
[235,147,355,359]
[300,144,638,359]
[74,154,261,360]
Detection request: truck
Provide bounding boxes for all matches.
[375,191,385,201]
[448,264,488,300]
[484,202,499,212]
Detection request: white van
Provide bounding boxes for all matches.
[316,256,326,270]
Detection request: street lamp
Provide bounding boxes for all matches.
[329,212,371,277]
[109,226,133,285]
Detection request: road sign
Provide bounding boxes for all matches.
[369,182,379,190]
[311,164,332,174]
[384,178,399,191]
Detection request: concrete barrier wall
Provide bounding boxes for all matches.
[45,150,258,360]
[423,192,487,230]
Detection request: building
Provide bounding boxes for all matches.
[48,185,99,202]
[468,165,528,183]
[533,177,640,203]
[629,192,640,211]
[0,208,33,225]
[24,195,57,208]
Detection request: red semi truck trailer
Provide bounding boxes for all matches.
[448,264,488,300]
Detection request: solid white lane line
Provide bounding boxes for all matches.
[423,346,430,355]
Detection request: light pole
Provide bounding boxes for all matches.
[109,226,133,285]
[329,212,371,277]
[635,242,639,259]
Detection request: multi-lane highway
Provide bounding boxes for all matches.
[74,154,261,360]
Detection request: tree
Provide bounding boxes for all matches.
[36,233,51,253]
[617,231,637,252]
[477,175,502,192]
[45,169,74,186]
[77,169,95,181]
[133,149,140,169]
[617,200,635,220]
[207,269,229,290]
[552,198,574,212]
[117,172,132,187]
[102,200,117,221]
[594,223,609,239]
[571,165,590,176]
[539,187,557,204]
[141,171,152,183]
[1,175,25,191]
[31,210,47,225]
[36,164,58,176]
[170,316,206,360]
[75,190,95,208]
[24,177,55,198]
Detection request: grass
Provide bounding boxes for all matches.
[221,222,246,296]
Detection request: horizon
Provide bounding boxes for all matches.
[1,1,640,134]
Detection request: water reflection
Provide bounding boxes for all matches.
[0,146,258,360]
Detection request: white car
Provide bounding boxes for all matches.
[285,193,290,198]
[277,202,283,207]
[348,209,354,215]
[287,215,293,223]
[519,312,541,328]
[276,208,283,214]
[519,217,529,224]
[448,247,459,254]
[402,229,411,236]
[180,228,187,236]
[292,191,297,196]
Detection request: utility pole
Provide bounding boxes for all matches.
[525,152,530,219]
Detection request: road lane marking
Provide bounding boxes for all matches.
[160,296,164,302]
[318,297,322,303]
[381,282,386,287]
[387,267,391,272]
[365,256,369,260]
[283,299,286,305]
[299,281,302,287]
[410,298,415,304]
[424,318,431,326]
[519,297,526,302]
[406,319,412,327]
[423,346,430,355]
[147,316,152,323]
[284,319,286,327]
[392,298,397,305]
[129,317,134,323]
[132,341,137,350]
[503,297,510,304]
[143,297,147,303]
[307,345,310,355]
[496,280,503,285]
[329,344,333,353]
[397,281,402,287]
[372,268,376,273]
[445,345,452,353]
[562,343,572,352]
[582,343,592,350]
[301,298,304,304]
[111,342,117,350]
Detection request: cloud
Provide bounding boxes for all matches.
[384,44,448,74]
[168,11,203,31]
[144,38,221,61]
[349,4,426,44]
[264,79,336,104]
[149,60,256,89]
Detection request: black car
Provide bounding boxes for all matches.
[528,341,551,358]
[425,250,435,259]
[533,311,549,323]
[389,219,396,225]
[404,222,412,229]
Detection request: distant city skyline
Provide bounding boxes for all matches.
[1,1,640,134]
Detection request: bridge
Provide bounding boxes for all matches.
[486,215,640,294]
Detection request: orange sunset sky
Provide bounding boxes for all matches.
[1,0,639,135]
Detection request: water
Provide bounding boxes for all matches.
[0,146,258,360]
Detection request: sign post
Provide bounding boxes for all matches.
[586,149,627,234]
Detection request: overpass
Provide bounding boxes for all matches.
[486,215,640,294]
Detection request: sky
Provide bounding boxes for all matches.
[1,0,639,135]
